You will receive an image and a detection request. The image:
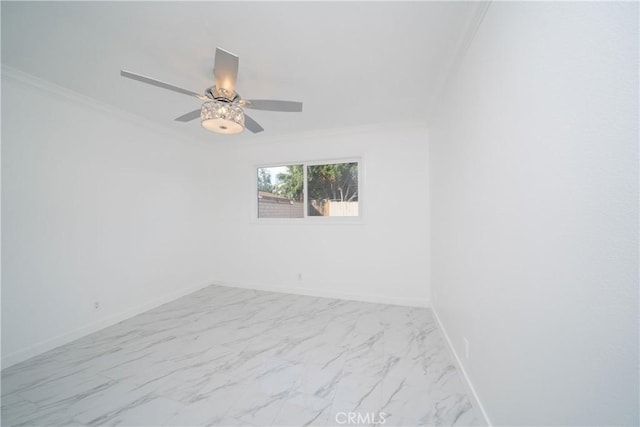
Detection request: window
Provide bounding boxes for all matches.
[257,165,304,219]
[257,160,360,219]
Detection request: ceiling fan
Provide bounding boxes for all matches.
[120,48,303,135]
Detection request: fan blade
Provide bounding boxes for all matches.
[120,70,207,100]
[244,114,264,133]
[174,109,201,122]
[241,99,303,112]
[214,48,239,98]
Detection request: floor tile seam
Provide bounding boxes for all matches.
[233,393,288,426]
[79,390,174,426]
[150,392,191,427]
[274,396,335,426]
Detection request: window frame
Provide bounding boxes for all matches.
[253,157,364,224]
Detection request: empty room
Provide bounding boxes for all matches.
[1,1,638,426]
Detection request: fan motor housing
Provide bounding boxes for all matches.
[206,86,239,103]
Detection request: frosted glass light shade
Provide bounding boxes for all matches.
[201,101,244,134]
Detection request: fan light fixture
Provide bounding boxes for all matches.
[120,47,302,135]
[201,101,245,134]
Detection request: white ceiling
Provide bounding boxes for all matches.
[2,1,480,142]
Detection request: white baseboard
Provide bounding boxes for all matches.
[213,279,429,308]
[1,280,214,370]
[431,304,492,426]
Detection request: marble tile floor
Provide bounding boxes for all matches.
[1,285,481,426]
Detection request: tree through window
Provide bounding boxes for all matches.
[257,161,360,219]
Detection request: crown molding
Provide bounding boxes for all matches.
[427,1,492,122]
[2,65,429,147]
[1,64,212,146]
[232,119,430,149]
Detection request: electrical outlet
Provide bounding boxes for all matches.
[298,273,303,281]
[463,338,469,359]
[94,301,100,310]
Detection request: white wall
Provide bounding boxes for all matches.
[430,2,638,426]
[209,123,431,307]
[1,69,218,367]
[1,68,431,367]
